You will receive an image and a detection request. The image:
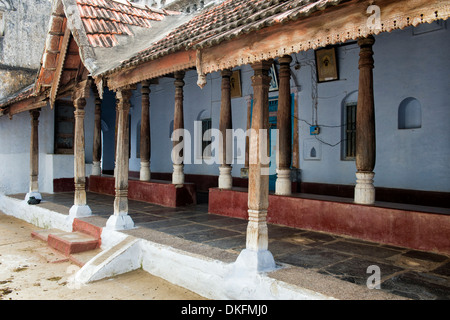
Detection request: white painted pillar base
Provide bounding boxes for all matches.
[25,192,42,202]
[275,168,291,196]
[140,161,151,181]
[218,166,232,189]
[172,164,184,185]
[105,214,135,231]
[69,204,92,218]
[234,249,276,273]
[91,161,101,176]
[354,172,375,204]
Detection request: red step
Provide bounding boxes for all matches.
[31,223,101,257]
[47,231,100,256]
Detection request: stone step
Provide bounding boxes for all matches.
[31,229,101,258]
[47,231,100,256]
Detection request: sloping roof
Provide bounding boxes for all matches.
[102,0,450,85]
[0,84,35,109]
[77,0,175,48]
[105,0,345,74]
[0,0,183,110]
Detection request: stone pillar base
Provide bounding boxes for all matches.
[172,164,184,185]
[218,166,232,189]
[105,214,135,231]
[140,161,151,181]
[25,192,42,202]
[69,204,92,218]
[354,172,375,204]
[275,168,291,195]
[92,161,101,176]
[234,249,276,273]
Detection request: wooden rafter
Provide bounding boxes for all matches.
[49,25,72,109]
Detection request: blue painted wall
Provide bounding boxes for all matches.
[99,22,450,192]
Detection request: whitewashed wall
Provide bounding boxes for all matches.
[0,91,96,195]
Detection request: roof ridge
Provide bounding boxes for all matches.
[76,0,175,17]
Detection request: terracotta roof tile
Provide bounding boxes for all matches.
[76,0,175,48]
[107,0,345,72]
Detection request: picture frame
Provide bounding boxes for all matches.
[268,64,279,91]
[315,47,339,82]
[230,70,242,98]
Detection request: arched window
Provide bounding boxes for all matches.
[398,97,422,129]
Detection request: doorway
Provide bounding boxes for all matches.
[250,94,295,191]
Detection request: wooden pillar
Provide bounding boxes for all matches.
[92,88,102,176]
[140,80,151,181]
[25,109,41,202]
[235,60,275,272]
[355,36,376,204]
[218,69,233,189]
[275,55,292,195]
[172,71,185,185]
[106,87,135,230]
[70,80,92,217]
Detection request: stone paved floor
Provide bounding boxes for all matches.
[13,192,450,300]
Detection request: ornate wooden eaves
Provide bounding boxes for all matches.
[104,0,449,90]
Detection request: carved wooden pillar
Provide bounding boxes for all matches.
[70,80,92,217]
[92,88,102,176]
[275,55,292,195]
[140,80,151,181]
[236,60,275,272]
[218,69,233,189]
[25,109,41,202]
[172,71,185,185]
[106,87,135,230]
[355,36,376,204]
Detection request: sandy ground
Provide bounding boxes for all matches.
[0,211,206,300]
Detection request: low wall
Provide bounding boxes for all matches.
[89,175,196,207]
[208,188,450,255]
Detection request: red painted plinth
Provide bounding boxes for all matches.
[208,188,450,255]
[89,175,196,208]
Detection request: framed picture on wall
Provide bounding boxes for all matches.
[315,47,339,82]
[268,64,279,91]
[230,70,242,98]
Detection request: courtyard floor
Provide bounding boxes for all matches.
[7,191,450,300]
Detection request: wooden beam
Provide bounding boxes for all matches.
[50,26,72,109]
[106,49,196,91]
[8,97,47,116]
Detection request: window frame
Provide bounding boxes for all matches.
[343,102,357,160]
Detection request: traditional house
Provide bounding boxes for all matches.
[0,0,449,277]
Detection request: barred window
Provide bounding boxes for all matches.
[344,102,356,159]
[201,118,212,159]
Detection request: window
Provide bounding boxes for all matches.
[54,100,75,154]
[344,102,357,159]
[201,118,212,159]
